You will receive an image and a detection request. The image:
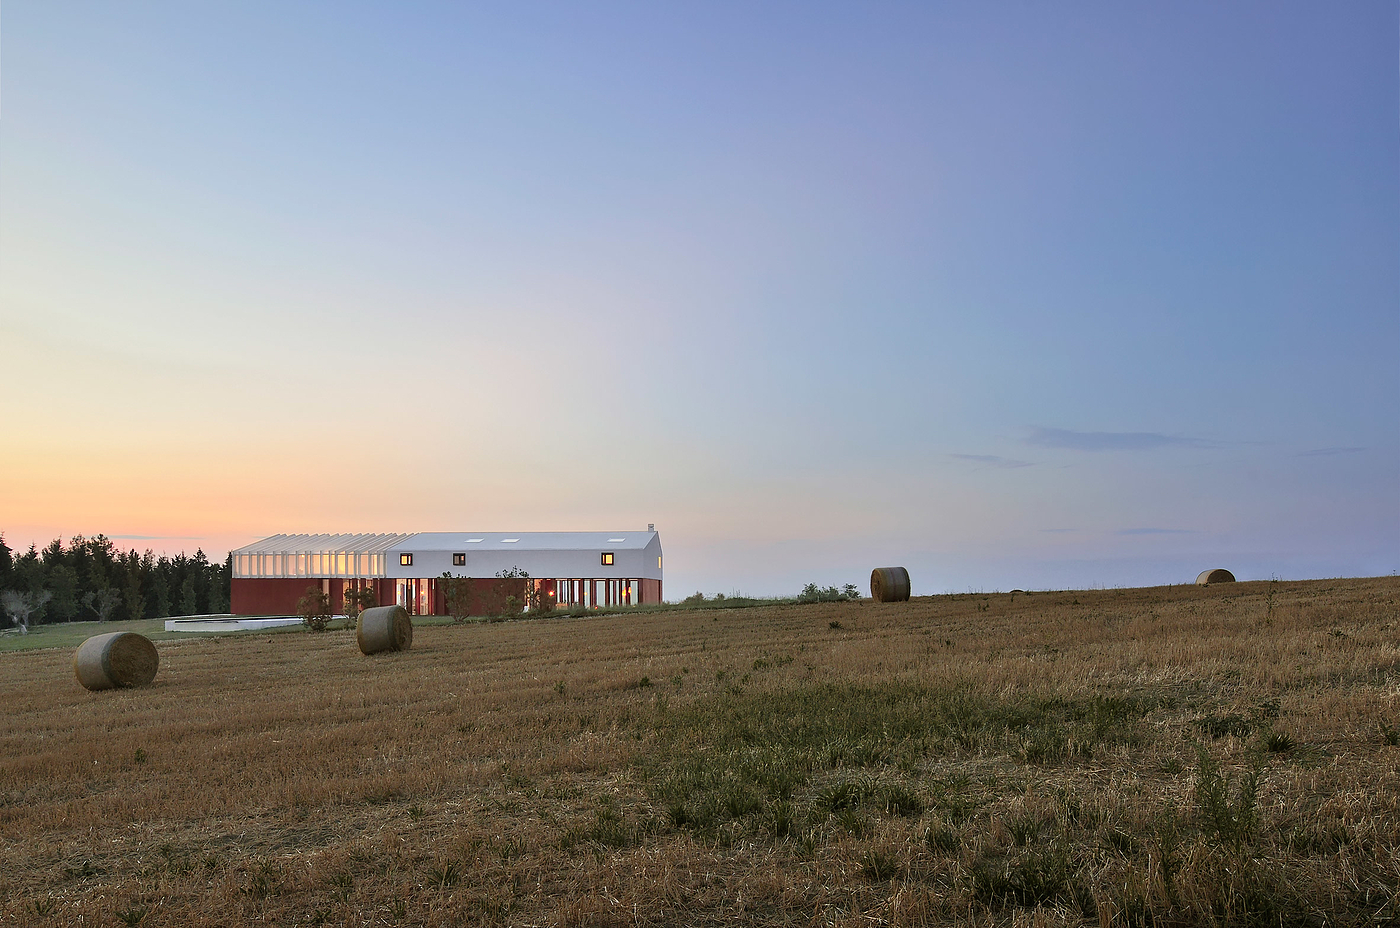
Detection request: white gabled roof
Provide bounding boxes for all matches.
[392,532,656,552]
[232,533,413,555]
[232,531,662,581]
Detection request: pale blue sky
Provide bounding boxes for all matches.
[2,3,1396,594]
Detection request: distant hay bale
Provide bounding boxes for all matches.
[357,605,413,655]
[1195,568,1236,586]
[870,567,911,603]
[73,632,159,691]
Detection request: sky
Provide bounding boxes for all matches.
[2,2,1396,596]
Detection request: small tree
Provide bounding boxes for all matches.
[441,573,476,624]
[343,585,376,625]
[797,583,861,604]
[84,587,122,622]
[494,567,528,617]
[1,590,51,634]
[0,590,27,634]
[297,586,332,632]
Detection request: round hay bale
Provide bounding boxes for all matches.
[73,632,159,691]
[357,605,413,655]
[1195,568,1236,586]
[870,567,911,603]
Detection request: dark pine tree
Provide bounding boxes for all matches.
[10,545,44,624]
[147,565,170,618]
[120,550,146,622]
[179,576,197,616]
[190,550,211,614]
[78,535,119,611]
[40,539,79,622]
[221,554,232,609]
[48,564,80,622]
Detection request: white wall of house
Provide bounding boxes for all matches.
[384,531,662,580]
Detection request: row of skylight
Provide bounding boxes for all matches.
[457,537,628,544]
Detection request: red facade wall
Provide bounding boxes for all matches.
[231,578,326,616]
[440,578,527,617]
[235,575,663,615]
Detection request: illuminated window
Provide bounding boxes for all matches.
[400,553,413,567]
[452,553,466,566]
[601,552,614,566]
[658,556,662,568]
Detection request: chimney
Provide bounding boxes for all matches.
[648,524,655,532]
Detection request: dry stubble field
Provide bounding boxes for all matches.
[2,577,1399,927]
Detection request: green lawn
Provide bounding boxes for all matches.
[0,605,706,653]
[0,617,306,652]
[0,613,482,653]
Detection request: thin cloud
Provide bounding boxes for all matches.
[1027,427,1211,451]
[949,453,1035,469]
[1116,528,1198,535]
[1295,447,1365,457]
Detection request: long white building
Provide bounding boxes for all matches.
[231,529,663,616]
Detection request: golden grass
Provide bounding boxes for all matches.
[1,577,1397,926]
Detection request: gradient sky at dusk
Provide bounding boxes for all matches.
[3,3,1396,595]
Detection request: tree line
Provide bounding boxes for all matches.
[0,534,231,632]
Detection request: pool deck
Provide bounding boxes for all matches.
[163,615,323,633]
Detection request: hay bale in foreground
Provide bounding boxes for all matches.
[357,605,413,655]
[1195,568,1236,585]
[74,632,159,691]
[870,567,911,603]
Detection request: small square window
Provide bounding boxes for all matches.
[400,553,413,567]
[452,553,466,566]
[601,552,614,566]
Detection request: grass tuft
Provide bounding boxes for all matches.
[970,845,1087,910]
[116,906,150,927]
[1194,747,1259,850]
[860,847,901,881]
[925,824,961,855]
